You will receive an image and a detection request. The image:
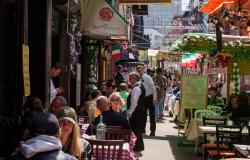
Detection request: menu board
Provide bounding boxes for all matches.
[181,75,208,109]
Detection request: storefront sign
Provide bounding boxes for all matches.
[99,7,114,21]
[181,75,208,109]
[119,0,171,4]
[22,44,30,96]
[183,69,201,75]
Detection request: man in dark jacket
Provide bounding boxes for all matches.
[89,96,130,129]
[114,65,124,88]
[9,112,77,160]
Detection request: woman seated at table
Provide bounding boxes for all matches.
[56,106,91,159]
[226,93,238,114]
[109,92,127,117]
[231,92,250,122]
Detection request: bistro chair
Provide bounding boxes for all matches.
[194,109,217,121]
[202,117,227,160]
[105,128,132,143]
[207,124,242,160]
[89,124,122,135]
[86,139,123,160]
[207,106,223,115]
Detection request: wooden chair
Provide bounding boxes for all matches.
[89,124,122,135]
[105,128,132,143]
[202,117,227,160]
[207,125,242,160]
[87,139,123,160]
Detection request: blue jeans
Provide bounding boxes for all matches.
[155,97,164,118]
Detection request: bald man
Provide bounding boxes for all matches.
[89,96,130,130]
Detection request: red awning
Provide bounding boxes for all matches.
[199,0,238,15]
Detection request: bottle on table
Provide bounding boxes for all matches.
[96,115,106,140]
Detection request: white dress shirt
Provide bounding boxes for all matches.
[141,73,157,100]
[128,81,141,115]
[50,79,57,103]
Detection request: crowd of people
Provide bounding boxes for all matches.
[10,64,183,159]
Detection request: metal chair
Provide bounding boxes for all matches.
[207,106,223,115]
[207,125,242,160]
[194,109,217,121]
[202,117,227,160]
[87,139,123,160]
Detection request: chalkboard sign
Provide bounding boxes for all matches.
[181,75,208,109]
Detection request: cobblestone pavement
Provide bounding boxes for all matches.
[138,113,203,160]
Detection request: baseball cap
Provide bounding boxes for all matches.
[56,106,77,124]
[29,112,59,136]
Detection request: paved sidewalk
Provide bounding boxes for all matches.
[139,115,203,160]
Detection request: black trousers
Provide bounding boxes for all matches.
[129,108,144,151]
[142,95,156,133]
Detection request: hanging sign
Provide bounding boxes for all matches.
[76,63,81,107]
[80,0,128,39]
[181,75,208,109]
[22,44,31,96]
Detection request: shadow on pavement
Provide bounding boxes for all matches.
[143,135,203,160]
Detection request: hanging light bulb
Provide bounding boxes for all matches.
[220,27,224,32]
[238,7,242,17]
[247,20,250,32]
[230,22,235,30]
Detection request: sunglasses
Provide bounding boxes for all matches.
[111,99,120,102]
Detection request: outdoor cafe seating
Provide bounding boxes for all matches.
[79,121,137,160]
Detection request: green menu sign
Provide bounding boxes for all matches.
[181,75,208,109]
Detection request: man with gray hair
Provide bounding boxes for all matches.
[127,72,146,152]
[88,96,130,130]
[49,96,67,114]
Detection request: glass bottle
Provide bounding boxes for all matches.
[96,115,106,140]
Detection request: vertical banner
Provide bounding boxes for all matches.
[22,44,30,96]
[76,63,81,108]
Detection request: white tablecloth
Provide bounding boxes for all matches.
[168,96,176,113]
[185,119,203,140]
[164,94,171,110]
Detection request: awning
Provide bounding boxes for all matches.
[80,0,128,40]
[199,0,238,15]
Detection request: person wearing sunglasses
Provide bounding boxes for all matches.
[109,92,127,118]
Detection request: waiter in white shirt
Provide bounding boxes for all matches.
[136,65,157,136]
[50,63,64,103]
[127,72,146,152]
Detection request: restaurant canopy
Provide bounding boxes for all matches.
[80,0,128,40]
[169,33,250,60]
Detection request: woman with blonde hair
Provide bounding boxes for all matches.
[56,106,91,159]
[109,92,127,117]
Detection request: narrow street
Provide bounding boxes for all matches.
[140,113,203,160]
